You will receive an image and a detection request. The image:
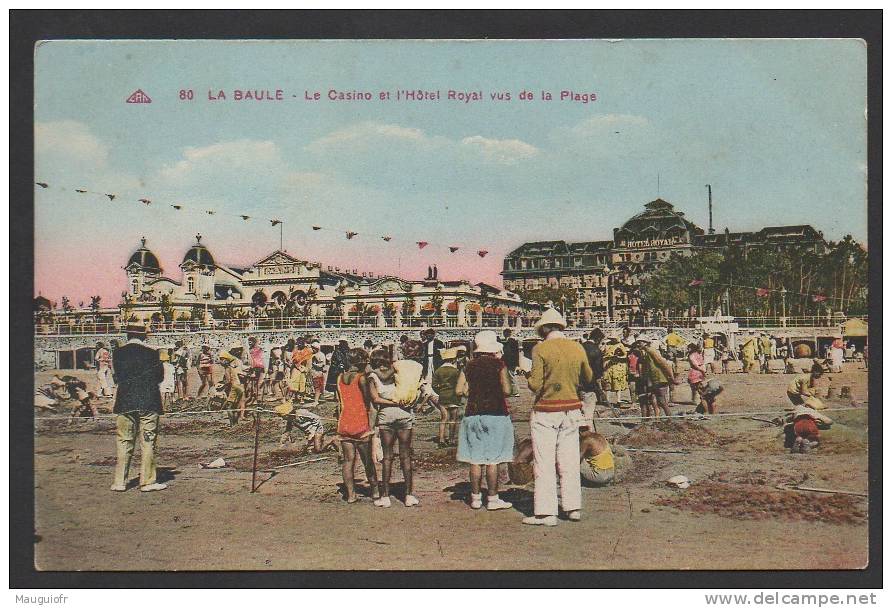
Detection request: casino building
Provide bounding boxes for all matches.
[502,198,827,323]
[119,234,533,327]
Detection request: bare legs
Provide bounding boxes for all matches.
[340,439,379,502]
[469,463,500,496]
[379,428,414,498]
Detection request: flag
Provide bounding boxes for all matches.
[382,236,392,242]
[105,194,116,201]
[417,241,428,249]
[688,279,704,287]
[139,198,151,205]
[449,246,459,253]
[270,219,281,226]
[756,288,770,297]
[812,294,827,303]
[312,226,321,231]
[477,250,488,258]
[346,231,358,240]
[35,182,48,188]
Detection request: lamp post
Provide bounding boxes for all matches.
[203,291,212,327]
[780,286,787,328]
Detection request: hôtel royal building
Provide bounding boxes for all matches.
[501,198,827,323]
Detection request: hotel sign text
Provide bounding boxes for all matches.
[618,236,683,249]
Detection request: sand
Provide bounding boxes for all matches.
[33,364,869,570]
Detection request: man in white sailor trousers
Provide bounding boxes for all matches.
[531,408,584,517]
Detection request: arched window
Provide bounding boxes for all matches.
[131,279,139,294]
[187,276,195,293]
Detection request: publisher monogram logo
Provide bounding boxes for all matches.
[126,89,152,104]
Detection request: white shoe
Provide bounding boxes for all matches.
[404,494,420,507]
[109,484,126,492]
[470,493,483,510]
[139,483,168,492]
[567,510,581,521]
[374,496,392,508]
[522,515,558,526]
[487,497,513,511]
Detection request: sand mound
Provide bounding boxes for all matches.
[621,420,729,448]
[656,480,866,525]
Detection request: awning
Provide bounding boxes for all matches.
[842,318,868,337]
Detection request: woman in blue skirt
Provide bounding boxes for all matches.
[455,330,515,511]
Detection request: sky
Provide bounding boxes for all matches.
[34,39,867,305]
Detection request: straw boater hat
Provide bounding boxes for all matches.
[534,307,567,330]
[439,347,458,360]
[474,330,501,354]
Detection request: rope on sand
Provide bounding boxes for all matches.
[35,404,864,428]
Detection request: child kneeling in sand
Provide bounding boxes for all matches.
[509,423,615,487]
[784,406,833,453]
[275,401,337,453]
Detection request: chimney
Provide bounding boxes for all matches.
[706,184,715,234]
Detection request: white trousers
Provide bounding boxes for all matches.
[97,367,114,396]
[531,409,583,516]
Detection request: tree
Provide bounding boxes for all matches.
[159,293,175,322]
[430,286,444,315]
[61,296,73,313]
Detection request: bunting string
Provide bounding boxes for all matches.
[35,180,493,259]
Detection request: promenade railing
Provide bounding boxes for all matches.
[33,314,866,336]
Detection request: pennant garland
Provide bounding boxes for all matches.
[688,279,704,287]
[755,288,770,297]
[34,179,499,261]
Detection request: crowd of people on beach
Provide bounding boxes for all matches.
[39,312,864,516]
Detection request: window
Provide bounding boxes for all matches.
[187,276,195,293]
[131,279,138,294]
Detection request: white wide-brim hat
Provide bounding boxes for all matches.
[474,330,502,353]
[534,307,567,330]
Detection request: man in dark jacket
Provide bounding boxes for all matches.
[420,328,445,383]
[110,323,167,492]
[582,331,608,404]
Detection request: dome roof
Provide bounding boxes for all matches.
[181,234,215,267]
[616,199,702,240]
[126,238,162,274]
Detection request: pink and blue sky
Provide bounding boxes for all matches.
[35,39,867,305]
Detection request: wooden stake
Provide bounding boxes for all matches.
[776,484,868,497]
[250,408,261,493]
